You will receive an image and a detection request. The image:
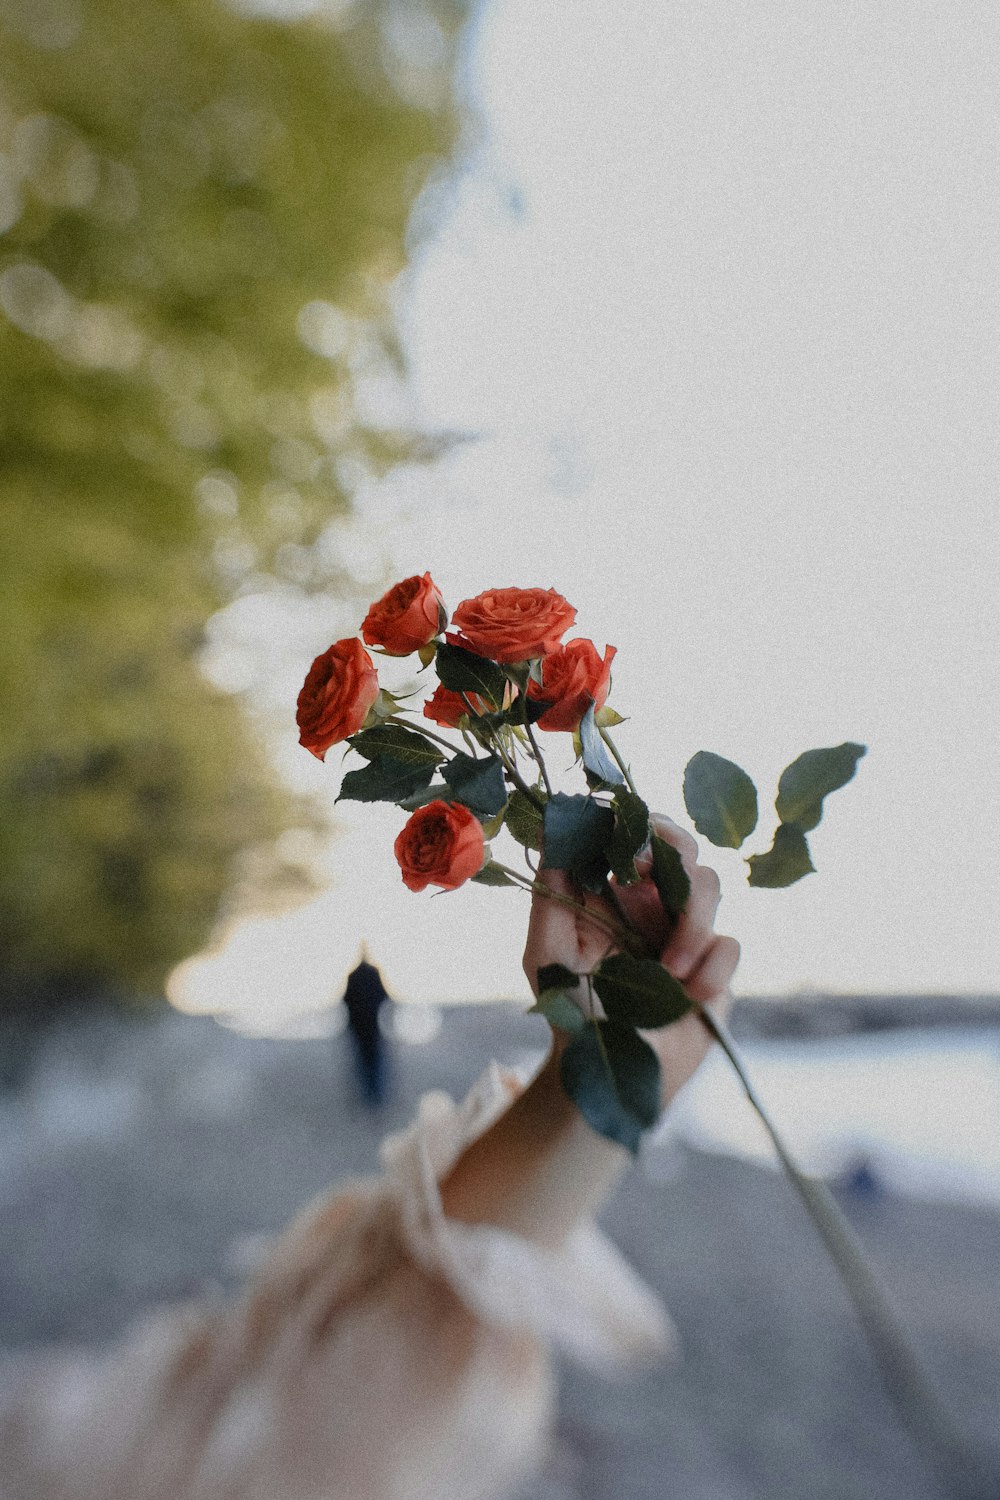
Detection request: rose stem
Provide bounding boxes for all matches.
[489,864,644,953]
[389,716,457,758]
[598,726,639,795]
[521,700,554,797]
[462,698,546,812]
[695,1002,990,1497]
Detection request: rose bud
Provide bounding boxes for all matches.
[449,586,576,664]
[296,638,379,760]
[422,683,505,727]
[361,572,447,657]
[527,639,617,732]
[394,800,486,892]
[423,684,473,728]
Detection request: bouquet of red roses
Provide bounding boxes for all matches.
[297,574,865,1154]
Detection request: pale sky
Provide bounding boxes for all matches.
[172,0,1000,1028]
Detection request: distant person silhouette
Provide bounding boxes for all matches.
[341,951,391,1105]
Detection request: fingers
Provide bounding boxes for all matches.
[683,934,741,1006]
[660,862,721,980]
[522,868,578,992]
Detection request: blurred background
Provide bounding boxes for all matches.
[1,1,998,1497]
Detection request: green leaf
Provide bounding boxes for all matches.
[396,780,451,811]
[441,752,508,817]
[579,703,626,789]
[542,793,615,892]
[649,835,691,923]
[480,807,507,840]
[775,743,867,832]
[434,642,507,711]
[337,757,436,805]
[606,788,650,885]
[592,952,692,1028]
[537,962,581,992]
[470,861,519,887]
[747,823,816,887]
[476,698,549,731]
[560,1022,661,1154]
[683,751,759,848]
[528,992,585,1034]
[347,723,443,769]
[505,787,545,852]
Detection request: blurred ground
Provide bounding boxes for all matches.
[1,1002,998,1500]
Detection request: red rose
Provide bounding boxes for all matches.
[394,801,486,892]
[449,586,576,663]
[296,639,379,760]
[527,639,617,732]
[423,681,516,727]
[423,684,474,728]
[361,572,447,656]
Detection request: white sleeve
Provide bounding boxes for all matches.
[2,1068,672,1500]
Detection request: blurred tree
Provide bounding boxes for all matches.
[0,0,466,1006]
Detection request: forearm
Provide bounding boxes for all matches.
[438,1046,627,1250]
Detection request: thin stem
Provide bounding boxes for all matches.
[696,1004,991,1497]
[389,716,455,757]
[598,727,638,795]
[469,706,545,812]
[490,864,640,952]
[521,700,554,796]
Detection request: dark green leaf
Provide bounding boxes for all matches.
[347,723,443,769]
[579,702,626,788]
[396,780,451,811]
[441,752,508,817]
[528,992,585,1033]
[747,823,816,887]
[337,757,436,805]
[649,835,691,923]
[434,642,507,711]
[537,962,581,992]
[592,952,692,1028]
[504,661,532,690]
[775,743,867,832]
[560,1022,661,1154]
[476,697,549,731]
[683,751,759,848]
[543,793,615,892]
[470,861,519,887]
[606,787,650,885]
[505,788,545,852]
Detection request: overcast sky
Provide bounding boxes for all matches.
[173,0,1000,1028]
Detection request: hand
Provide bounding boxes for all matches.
[522,814,741,1108]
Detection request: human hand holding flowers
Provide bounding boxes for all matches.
[293,574,996,1494]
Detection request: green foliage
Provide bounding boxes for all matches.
[0,0,465,1003]
[775,743,867,832]
[542,792,614,892]
[746,822,816,888]
[559,1021,661,1155]
[648,833,690,923]
[441,751,508,817]
[579,702,626,789]
[527,964,583,1031]
[683,750,759,849]
[469,860,518,887]
[607,786,649,885]
[433,642,507,711]
[592,952,691,1028]
[504,787,545,851]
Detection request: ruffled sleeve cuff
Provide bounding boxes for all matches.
[380,1063,676,1375]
